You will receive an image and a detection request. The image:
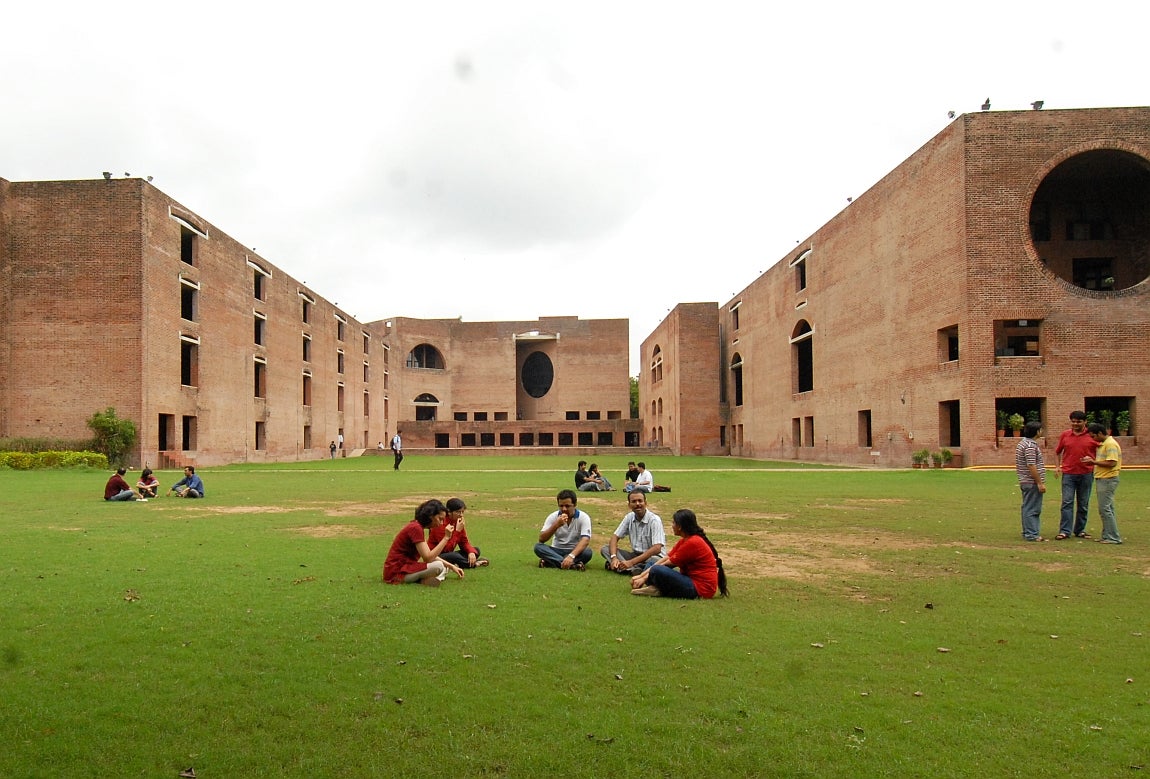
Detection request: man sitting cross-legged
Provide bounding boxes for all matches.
[601,491,666,574]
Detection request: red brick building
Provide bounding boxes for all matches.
[642,107,1149,466]
[380,316,637,451]
[0,177,636,465]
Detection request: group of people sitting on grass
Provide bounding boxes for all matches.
[383,488,727,600]
[576,460,655,493]
[102,466,204,502]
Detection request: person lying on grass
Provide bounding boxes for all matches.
[428,497,489,569]
[630,508,728,599]
[382,499,466,587]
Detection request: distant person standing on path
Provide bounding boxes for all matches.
[329,441,337,460]
[391,429,404,470]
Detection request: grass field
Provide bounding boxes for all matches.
[1,455,1147,777]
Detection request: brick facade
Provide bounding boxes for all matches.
[644,107,1150,466]
[381,315,638,450]
[0,178,637,465]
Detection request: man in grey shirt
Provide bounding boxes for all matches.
[601,491,666,574]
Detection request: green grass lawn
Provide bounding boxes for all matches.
[1,456,1147,777]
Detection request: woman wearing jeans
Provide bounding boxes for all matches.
[630,509,728,599]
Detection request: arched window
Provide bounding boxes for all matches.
[730,352,744,407]
[406,344,445,370]
[414,392,440,421]
[791,320,814,393]
[650,345,663,383]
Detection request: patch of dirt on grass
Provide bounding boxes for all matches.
[193,505,298,514]
[294,524,383,538]
[710,529,919,592]
[720,546,878,581]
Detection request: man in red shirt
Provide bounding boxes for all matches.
[1054,410,1099,539]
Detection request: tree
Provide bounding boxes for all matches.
[86,408,137,467]
[629,376,639,419]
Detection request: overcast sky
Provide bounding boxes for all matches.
[3,1,1146,373]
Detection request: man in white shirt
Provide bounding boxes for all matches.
[601,491,666,574]
[625,462,653,493]
[534,490,593,570]
[390,429,403,470]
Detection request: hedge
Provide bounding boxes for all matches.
[0,451,109,470]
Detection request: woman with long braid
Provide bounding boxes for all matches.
[630,509,728,598]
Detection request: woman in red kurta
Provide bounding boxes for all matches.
[630,509,728,599]
[382,499,466,586]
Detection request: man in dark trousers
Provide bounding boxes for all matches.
[391,429,404,470]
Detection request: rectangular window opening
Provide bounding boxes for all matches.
[994,319,1042,357]
[254,358,267,398]
[938,325,959,362]
[858,410,872,448]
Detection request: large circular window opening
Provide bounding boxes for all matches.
[521,351,554,398]
[1029,149,1150,292]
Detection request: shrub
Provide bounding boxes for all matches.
[86,408,137,467]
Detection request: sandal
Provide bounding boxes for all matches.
[1055,533,1070,540]
[1075,532,1092,538]
[476,558,490,567]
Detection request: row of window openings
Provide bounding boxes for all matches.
[722,320,1048,407]
[184,288,380,362]
[754,398,1133,450]
[447,410,623,422]
[181,227,379,351]
[158,412,379,453]
[430,431,641,448]
[181,344,380,389]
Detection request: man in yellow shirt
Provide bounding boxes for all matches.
[1083,423,1122,544]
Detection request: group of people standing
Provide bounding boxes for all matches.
[1015,410,1123,544]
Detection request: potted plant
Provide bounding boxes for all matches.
[911,449,930,468]
[1026,410,1041,424]
[1115,410,1130,436]
[996,410,1008,438]
[940,448,954,468]
[1098,409,1114,434]
[1007,413,1025,436]
[1085,411,1096,425]
[930,450,943,468]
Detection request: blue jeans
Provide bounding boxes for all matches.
[647,565,699,599]
[598,545,660,573]
[1020,484,1044,540]
[534,543,592,568]
[1060,473,1094,536]
[1094,478,1121,542]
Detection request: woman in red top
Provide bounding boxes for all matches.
[630,509,728,599]
[382,499,466,586]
